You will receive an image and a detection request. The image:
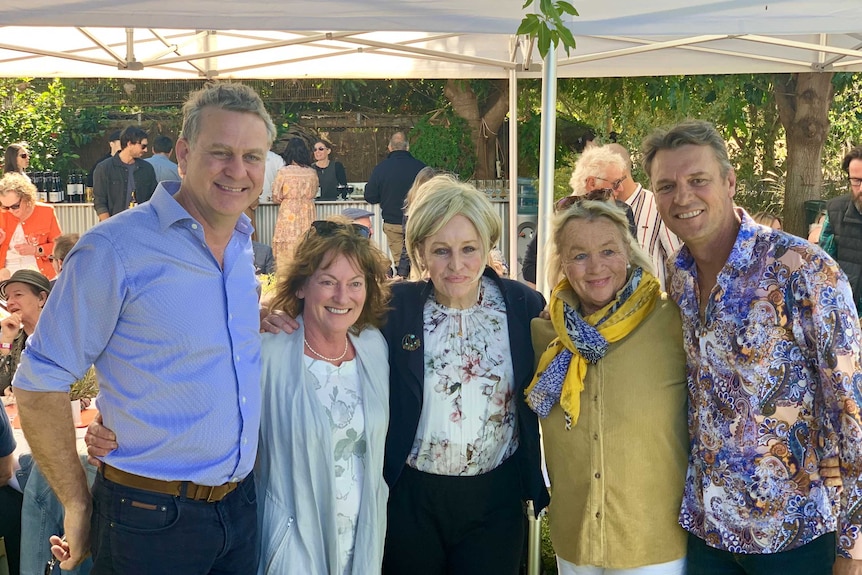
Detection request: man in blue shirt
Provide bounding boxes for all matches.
[144,135,181,183]
[13,82,276,574]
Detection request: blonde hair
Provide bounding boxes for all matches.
[405,175,500,281]
[546,200,654,287]
[0,171,36,205]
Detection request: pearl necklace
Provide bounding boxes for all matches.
[304,336,349,362]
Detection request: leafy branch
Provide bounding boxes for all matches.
[517,0,579,59]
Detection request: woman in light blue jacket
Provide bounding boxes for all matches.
[256,219,392,575]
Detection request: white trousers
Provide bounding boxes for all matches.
[556,556,686,575]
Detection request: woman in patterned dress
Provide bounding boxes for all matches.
[271,138,318,272]
[381,174,548,574]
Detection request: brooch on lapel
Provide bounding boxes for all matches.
[401,334,420,351]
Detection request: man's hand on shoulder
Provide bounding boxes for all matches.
[259,308,299,334]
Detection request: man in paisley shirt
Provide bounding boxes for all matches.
[643,119,862,575]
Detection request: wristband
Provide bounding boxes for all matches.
[0,342,12,350]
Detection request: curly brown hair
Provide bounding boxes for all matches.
[268,217,391,332]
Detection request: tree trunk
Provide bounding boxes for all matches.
[774,72,834,235]
[444,79,509,180]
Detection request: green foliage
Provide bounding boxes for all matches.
[409,112,476,179]
[518,0,579,58]
[0,79,69,171]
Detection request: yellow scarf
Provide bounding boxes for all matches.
[525,272,660,425]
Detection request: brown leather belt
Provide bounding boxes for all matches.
[102,464,239,503]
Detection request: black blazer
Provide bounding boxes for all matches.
[382,267,550,515]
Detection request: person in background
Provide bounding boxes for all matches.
[528,200,688,575]
[382,175,548,574]
[313,139,348,200]
[271,138,319,272]
[252,241,275,275]
[644,119,862,574]
[606,143,681,290]
[92,126,158,220]
[3,143,30,178]
[13,81,274,573]
[48,233,80,288]
[809,210,827,244]
[819,145,862,315]
[396,166,441,279]
[0,172,62,281]
[521,147,637,286]
[341,207,375,238]
[144,135,180,183]
[0,270,50,396]
[86,130,121,189]
[364,132,426,268]
[245,149,285,243]
[752,210,783,230]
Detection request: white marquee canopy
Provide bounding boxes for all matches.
[0,0,860,79]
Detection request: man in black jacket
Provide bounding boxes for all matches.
[821,145,862,314]
[364,132,425,266]
[92,126,158,220]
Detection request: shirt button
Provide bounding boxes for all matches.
[242,438,248,445]
[229,313,233,321]
[595,512,601,519]
[593,434,598,440]
[191,223,198,230]
[231,476,239,483]
[241,396,247,404]
[594,472,601,479]
[235,355,240,362]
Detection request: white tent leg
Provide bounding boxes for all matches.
[508,67,520,281]
[535,47,557,298]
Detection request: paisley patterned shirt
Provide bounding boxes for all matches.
[668,209,862,557]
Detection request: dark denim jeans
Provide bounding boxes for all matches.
[686,532,835,575]
[89,470,258,575]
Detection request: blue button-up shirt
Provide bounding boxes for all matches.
[14,182,261,485]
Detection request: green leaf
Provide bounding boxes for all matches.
[556,1,579,15]
[537,26,551,58]
[557,25,577,53]
[517,14,541,36]
[522,0,535,8]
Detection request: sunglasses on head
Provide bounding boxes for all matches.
[555,188,614,212]
[0,201,22,211]
[309,220,371,239]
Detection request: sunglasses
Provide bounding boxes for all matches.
[19,153,29,159]
[309,220,371,239]
[313,146,327,152]
[555,188,614,212]
[0,201,22,211]
[140,143,148,150]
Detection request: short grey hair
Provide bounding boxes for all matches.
[389,131,409,151]
[641,120,732,180]
[546,200,654,287]
[181,82,276,147]
[405,175,500,280]
[569,146,626,196]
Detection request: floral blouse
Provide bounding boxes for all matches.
[668,209,862,558]
[306,357,365,574]
[407,276,518,476]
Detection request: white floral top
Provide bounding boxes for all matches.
[407,276,518,476]
[306,357,365,575]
